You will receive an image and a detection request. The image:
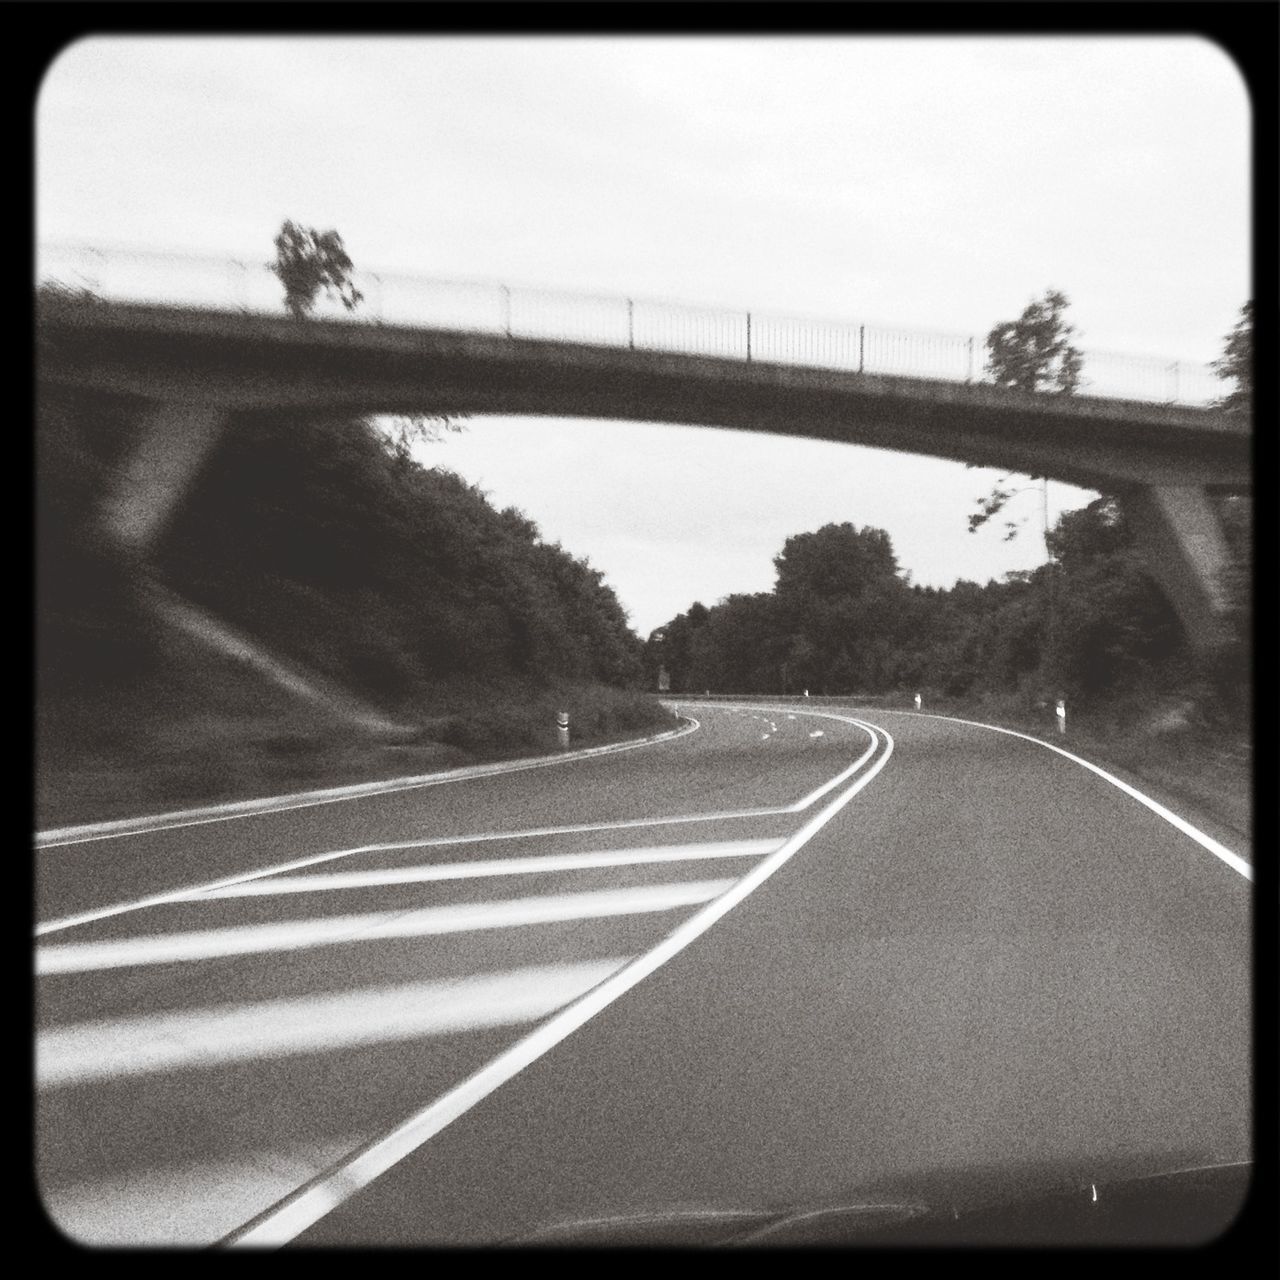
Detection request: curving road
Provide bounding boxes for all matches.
[33,703,1251,1247]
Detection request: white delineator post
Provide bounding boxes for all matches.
[1056,698,1067,735]
[914,692,922,710]
[556,710,570,749]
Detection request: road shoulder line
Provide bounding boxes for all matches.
[36,717,701,849]
[870,708,1251,882]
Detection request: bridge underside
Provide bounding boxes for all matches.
[38,304,1251,653]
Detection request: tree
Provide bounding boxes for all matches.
[686,594,785,694]
[984,289,1083,394]
[772,523,910,693]
[646,602,709,692]
[377,413,467,468]
[1211,301,1252,421]
[968,290,1082,540]
[1044,495,1130,575]
[967,479,1045,541]
[773,523,900,603]
[269,220,364,319]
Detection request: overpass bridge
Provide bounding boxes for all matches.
[36,246,1250,649]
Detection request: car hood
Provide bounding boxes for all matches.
[507,1158,1251,1246]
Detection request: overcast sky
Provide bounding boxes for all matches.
[37,36,1250,637]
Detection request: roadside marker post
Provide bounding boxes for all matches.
[1056,698,1067,735]
[914,692,922,710]
[556,710,570,749]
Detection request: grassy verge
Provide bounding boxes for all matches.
[913,690,1252,845]
[36,649,677,832]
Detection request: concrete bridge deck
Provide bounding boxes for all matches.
[37,300,1248,493]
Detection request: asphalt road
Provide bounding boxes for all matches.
[33,703,1252,1247]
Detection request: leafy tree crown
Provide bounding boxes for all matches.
[984,289,1083,394]
[1210,300,1252,420]
[269,220,364,319]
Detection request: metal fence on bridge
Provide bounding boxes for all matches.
[36,242,1223,408]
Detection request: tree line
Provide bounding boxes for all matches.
[646,494,1247,717]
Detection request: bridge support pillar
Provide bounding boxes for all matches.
[1123,484,1233,652]
[99,401,228,556]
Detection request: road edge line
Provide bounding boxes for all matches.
[36,717,701,849]
[877,709,1251,882]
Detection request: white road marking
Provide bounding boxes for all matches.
[37,881,737,974]
[38,727,877,937]
[189,838,786,900]
[37,958,632,1088]
[35,718,701,849]
[222,713,894,1247]
[45,1136,363,1247]
[881,709,1252,881]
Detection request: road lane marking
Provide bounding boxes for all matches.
[37,880,738,974]
[45,1136,364,1247]
[35,718,702,849]
[37,722,877,936]
[37,958,633,1088]
[188,838,787,899]
[38,820,788,936]
[878,710,1251,881]
[688,702,1250,882]
[44,1135,364,1247]
[221,713,894,1247]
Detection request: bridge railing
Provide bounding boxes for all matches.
[36,242,1223,408]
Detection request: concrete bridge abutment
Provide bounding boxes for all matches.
[98,400,229,558]
[1120,484,1236,653]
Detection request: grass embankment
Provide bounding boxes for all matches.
[950,692,1253,845]
[35,637,677,832]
